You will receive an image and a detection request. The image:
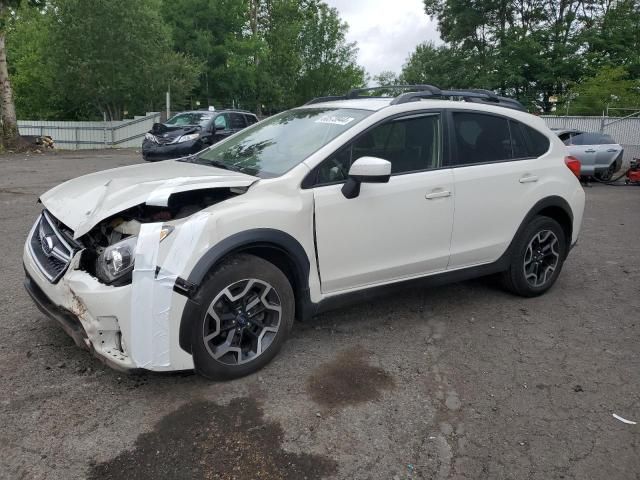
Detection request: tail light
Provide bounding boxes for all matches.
[565,156,581,178]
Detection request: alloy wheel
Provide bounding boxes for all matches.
[203,279,282,365]
[523,230,560,288]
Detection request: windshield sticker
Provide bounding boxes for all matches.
[315,115,356,126]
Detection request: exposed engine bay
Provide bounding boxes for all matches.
[78,187,242,284]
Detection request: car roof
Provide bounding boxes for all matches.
[174,110,257,116]
[296,98,393,111]
[298,98,547,125]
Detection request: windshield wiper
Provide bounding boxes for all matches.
[204,159,239,172]
[183,154,199,163]
[180,154,240,172]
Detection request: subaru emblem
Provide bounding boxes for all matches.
[39,225,55,257]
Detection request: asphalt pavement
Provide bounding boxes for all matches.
[1,149,638,479]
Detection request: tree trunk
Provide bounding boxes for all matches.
[0,31,20,149]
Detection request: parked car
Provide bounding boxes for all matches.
[552,129,624,181]
[24,85,585,379]
[142,109,258,161]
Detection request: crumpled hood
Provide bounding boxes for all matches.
[40,160,257,238]
[149,123,201,143]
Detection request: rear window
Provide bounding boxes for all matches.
[571,132,614,145]
[452,112,512,164]
[451,112,549,165]
[517,122,550,157]
[230,113,247,129]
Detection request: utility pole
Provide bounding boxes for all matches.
[166,83,171,120]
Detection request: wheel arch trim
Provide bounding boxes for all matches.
[508,195,574,255]
[178,228,312,353]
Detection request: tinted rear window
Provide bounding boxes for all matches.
[518,122,550,157]
[571,132,613,145]
[452,112,512,164]
[230,113,247,129]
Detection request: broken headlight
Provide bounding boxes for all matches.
[96,236,138,283]
[176,133,200,143]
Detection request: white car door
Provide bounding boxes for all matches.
[447,111,551,268]
[309,112,454,294]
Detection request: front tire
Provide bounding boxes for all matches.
[191,254,294,380]
[502,216,567,297]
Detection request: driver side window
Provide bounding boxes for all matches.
[214,114,229,130]
[313,113,441,186]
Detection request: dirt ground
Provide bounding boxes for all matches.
[1,149,638,480]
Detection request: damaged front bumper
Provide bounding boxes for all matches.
[23,242,195,373]
[23,245,137,371]
[142,138,203,162]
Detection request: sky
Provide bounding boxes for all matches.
[324,0,441,78]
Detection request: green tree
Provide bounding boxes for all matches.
[0,0,42,147]
[564,66,640,116]
[48,0,201,120]
[161,0,249,109]
[401,42,476,88]
[7,4,60,119]
[582,0,640,77]
[419,0,598,111]
[294,1,365,105]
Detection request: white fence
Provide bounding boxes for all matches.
[542,115,640,163]
[17,112,161,150]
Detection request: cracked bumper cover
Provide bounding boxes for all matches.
[22,244,194,372]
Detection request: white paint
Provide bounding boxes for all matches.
[26,96,586,374]
[314,168,454,292]
[613,413,637,425]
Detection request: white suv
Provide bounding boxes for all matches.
[23,86,585,379]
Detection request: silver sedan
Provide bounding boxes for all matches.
[553,129,624,180]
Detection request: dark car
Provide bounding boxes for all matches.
[142,109,258,161]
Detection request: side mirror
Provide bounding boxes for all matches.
[215,123,225,131]
[341,156,391,199]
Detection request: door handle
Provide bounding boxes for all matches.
[519,174,538,184]
[425,189,451,200]
[584,149,596,153]
[607,149,618,153]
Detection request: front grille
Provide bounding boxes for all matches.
[28,211,78,283]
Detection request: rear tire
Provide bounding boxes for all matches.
[190,254,294,380]
[502,216,567,297]
[595,162,617,182]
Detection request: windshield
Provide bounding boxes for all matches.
[166,112,214,127]
[191,108,372,177]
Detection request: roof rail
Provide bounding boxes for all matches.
[304,95,348,105]
[304,84,526,112]
[346,84,442,98]
[390,88,525,111]
[303,85,442,105]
